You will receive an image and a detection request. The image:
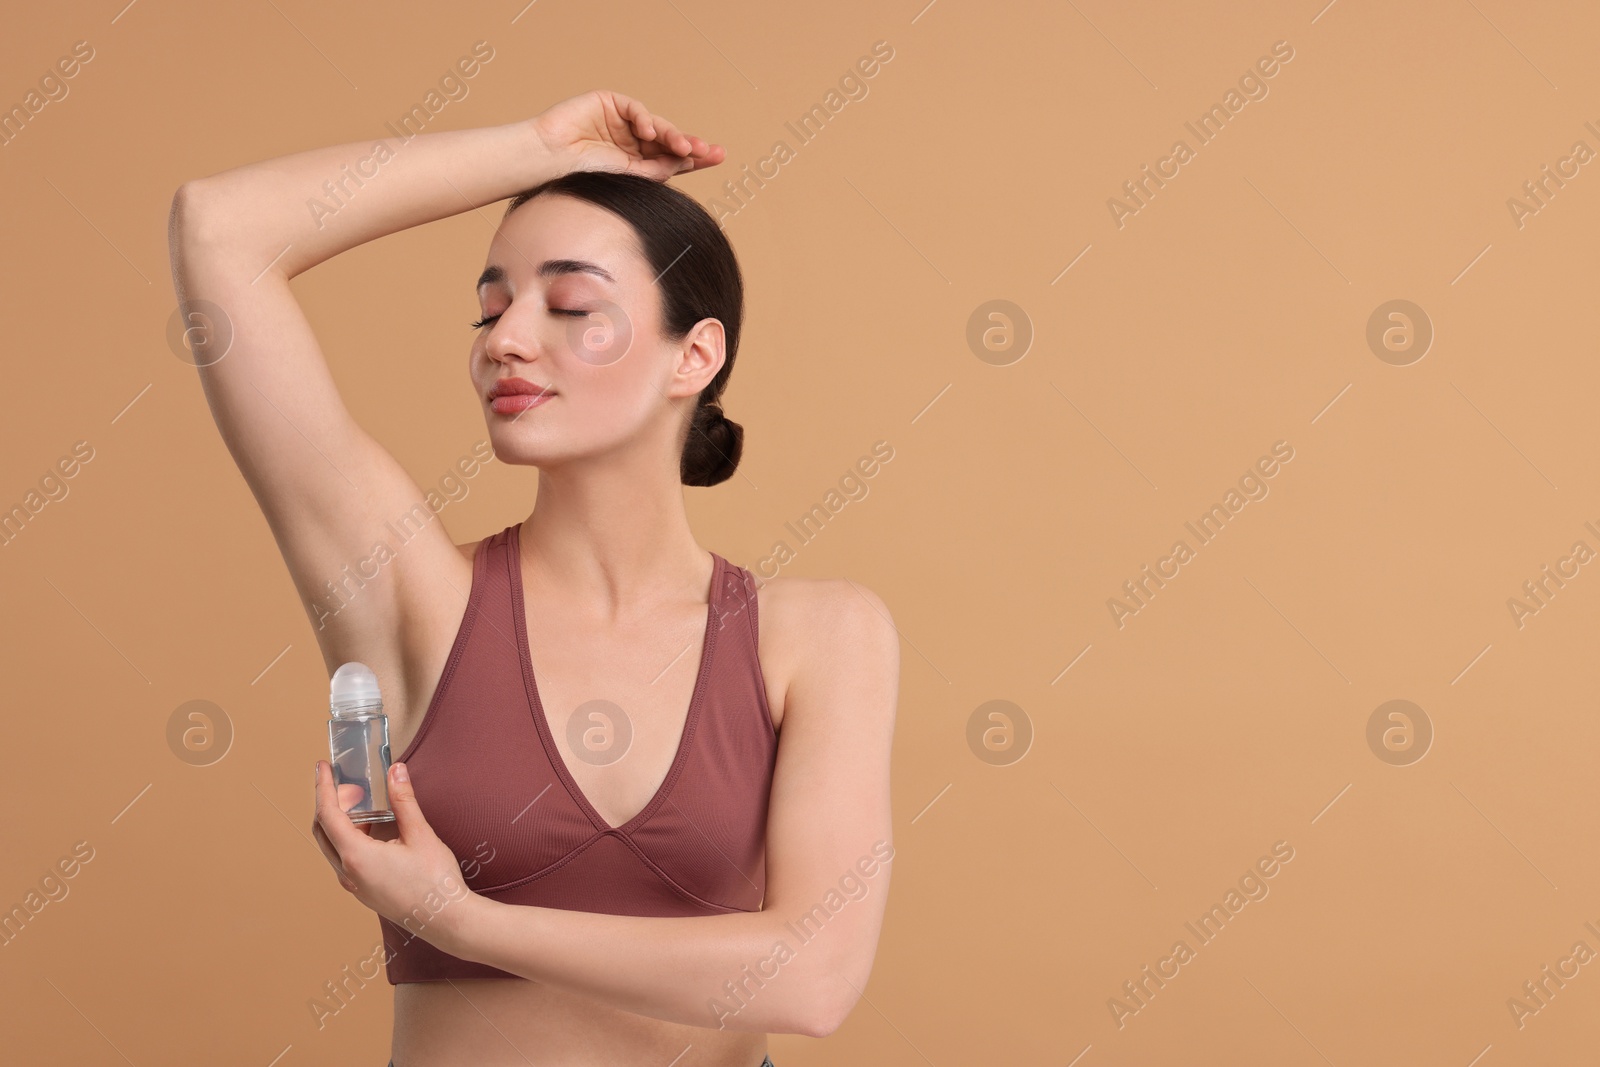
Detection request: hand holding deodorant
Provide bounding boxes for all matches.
[327,662,396,824]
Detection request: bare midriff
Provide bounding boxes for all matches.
[392,979,769,1066]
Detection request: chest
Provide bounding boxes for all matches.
[386,531,782,916]
[523,604,714,830]
[388,533,785,855]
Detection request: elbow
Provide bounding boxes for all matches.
[796,986,854,1039]
[168,180,208,252]
[787,965,866,1039]
[168,178,232,265]
[797,1007,845,1041]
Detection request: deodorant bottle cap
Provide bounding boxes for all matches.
[330,662,383,717]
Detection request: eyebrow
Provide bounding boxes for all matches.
[476,259,617,289]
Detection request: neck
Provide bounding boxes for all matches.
[518,452,710,616]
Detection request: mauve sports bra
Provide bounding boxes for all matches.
[378,521,780,983]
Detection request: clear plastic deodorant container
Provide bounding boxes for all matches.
[327,662,396,824]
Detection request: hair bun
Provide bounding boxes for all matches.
[682,401,743,487]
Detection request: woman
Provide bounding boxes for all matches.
[167,90,899,1066]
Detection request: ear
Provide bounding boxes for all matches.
[671,318,726,397]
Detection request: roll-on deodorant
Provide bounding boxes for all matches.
[327,662,396,824]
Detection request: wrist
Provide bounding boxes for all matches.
[427,885,492,961]
[511,116,574,189]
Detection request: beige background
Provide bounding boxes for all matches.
[3,0,1598,1063]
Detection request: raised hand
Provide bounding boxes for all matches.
[532,89,727,182]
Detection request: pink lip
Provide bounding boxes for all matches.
[491,392,555,415]
[488,378,556,415]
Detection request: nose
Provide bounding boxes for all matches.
[485,316,534,365]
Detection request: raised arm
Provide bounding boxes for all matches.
[166,90,721,695]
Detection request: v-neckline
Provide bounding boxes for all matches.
[509,521,721,835]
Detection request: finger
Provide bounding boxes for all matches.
[385,762,431,844]
[313,760,367,856]
[311,811,366,891]
[649,116,693,158]
[330,777,375,838]
[630,153,693,183]
[649,128,722,173]
[336,782,367,811]
[668,142,726,175]
[310,817,347,876]
[633,146,719,182]
[609,91,655,143]
[632,101,658,142]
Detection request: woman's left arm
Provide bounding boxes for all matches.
[313,580,900,1037]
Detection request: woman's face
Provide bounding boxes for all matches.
[469,193,717,472]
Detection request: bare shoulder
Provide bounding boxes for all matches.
[752,572,899,733]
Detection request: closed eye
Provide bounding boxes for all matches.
[470,310,589,329]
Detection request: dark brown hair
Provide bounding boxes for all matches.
[505,171,744,487]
